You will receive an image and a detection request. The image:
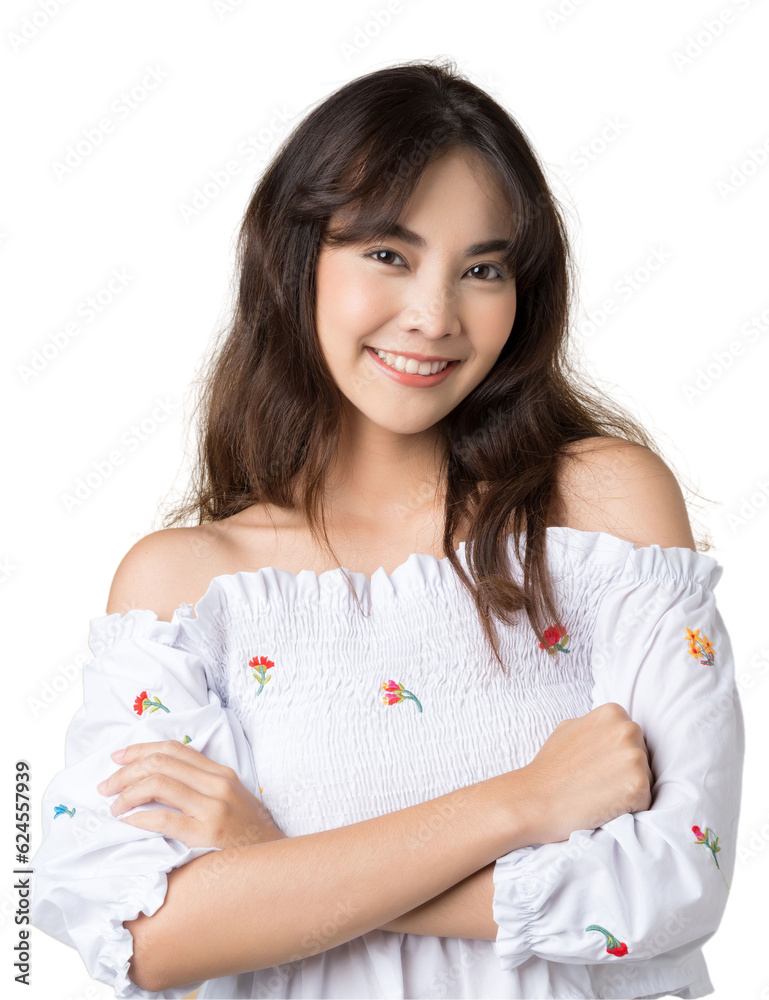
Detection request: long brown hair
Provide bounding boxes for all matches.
[160,56,713,670]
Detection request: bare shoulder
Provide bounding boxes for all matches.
[104,504,293,622]
[552,436,696,550]
[105,523,230,622]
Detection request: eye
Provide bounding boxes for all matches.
[365,248,407,267]
[466,263,507,281]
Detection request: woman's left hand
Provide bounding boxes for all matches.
[96,739,287,850]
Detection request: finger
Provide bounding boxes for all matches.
[116,807,189,838]
[102,753,211,798]
[111,739,224,772]
[118,808,233,851]
[122,739,230,777]
[100,744,236,798]
[110,772,213,819]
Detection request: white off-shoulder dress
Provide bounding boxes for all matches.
[29,527,744,1000]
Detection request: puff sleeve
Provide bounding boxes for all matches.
[491,544,745,978]
[29,608,260,999]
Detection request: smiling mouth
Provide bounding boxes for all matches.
[368,347,459,375]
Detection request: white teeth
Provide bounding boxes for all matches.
[374,349,450,376]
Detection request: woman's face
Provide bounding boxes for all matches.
[315,148,518,438]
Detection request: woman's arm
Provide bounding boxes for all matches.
[377,863,498,939]
[490,446,743,972]
[132,697,653,992]
[128,770,527,992]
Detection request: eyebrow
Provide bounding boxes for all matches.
[375,222,514,258]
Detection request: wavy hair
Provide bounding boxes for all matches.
[160,56,712,670]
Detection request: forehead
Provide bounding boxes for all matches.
[420,147,501,187]
[407,150,510,218]
[330,148,513,238]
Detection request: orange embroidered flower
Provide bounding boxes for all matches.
[685,627,715,666]
[539,624,570,654]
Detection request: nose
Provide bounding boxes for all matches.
[398,276,461,340]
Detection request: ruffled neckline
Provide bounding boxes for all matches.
[88,526,724,655]
[171,525,722,621]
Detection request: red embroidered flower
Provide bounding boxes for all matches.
[133,691,170,715]
[248,655,274,696]
[381,679,423,713]
[585,924,628,957]
[692,823,729,888]
[539,624,570,654]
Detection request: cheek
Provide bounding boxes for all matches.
[317,262,392,336]
[471,295,517,353]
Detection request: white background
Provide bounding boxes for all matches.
[3,1,767,998]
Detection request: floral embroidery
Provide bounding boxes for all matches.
[692,825,729,888]
[585,924,628,957]
[381,680,423,713]
[685,628,714,666]
[133,691,170,715]
[54,804,76,819]
[182,735,192,745]
[248,656,274,695]
[539,624,570,654]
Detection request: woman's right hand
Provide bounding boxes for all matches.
[98,739,287,850]
[518,702,653,845]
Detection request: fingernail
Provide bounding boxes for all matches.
[111,748,126,760]
[96,779,108,793]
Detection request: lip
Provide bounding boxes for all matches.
[366,346,460,387]
[368,347,460,363]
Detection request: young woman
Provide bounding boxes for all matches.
[29,59,743,999]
